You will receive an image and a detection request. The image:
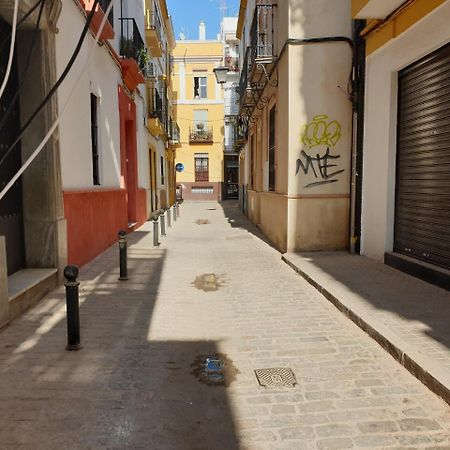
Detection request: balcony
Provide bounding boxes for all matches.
[168,118,181,147]
[148,87,167,137]
[225,55,239,72]
[146,6,163,57]
[119,18,146,91]
[249,4,277,66]
[82,0,114,40]
[238,4,277,118]
[189,123,213,144]
[238,47,253,113]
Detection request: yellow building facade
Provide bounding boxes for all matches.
[145,0,179,211]
[172,35,225,201]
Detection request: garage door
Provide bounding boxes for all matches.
[395,42,450,271]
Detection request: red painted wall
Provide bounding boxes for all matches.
[118,85,147,224]
[63,85,148,268]
[64,189,128,267]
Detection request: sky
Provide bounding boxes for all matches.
[166,0,240,41]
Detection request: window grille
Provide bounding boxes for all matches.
[194,153,209,182]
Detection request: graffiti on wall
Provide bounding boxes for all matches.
[296,115,344,188]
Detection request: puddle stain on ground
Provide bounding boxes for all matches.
[192,273,224,292]
[195,219,211,225]
[191,353,239,387]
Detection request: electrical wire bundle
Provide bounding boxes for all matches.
[0,0,114,201]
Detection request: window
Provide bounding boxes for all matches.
[160,156,165,185]
[90,93,100,185]
[268,105,276,191]
[194,109,208,125]
[194,76,207,99]
[195,153,209,182]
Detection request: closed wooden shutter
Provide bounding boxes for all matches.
[395,42,450,270]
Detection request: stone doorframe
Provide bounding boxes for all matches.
[0,0,66,327]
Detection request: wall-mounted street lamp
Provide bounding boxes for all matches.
[213,66,228,85]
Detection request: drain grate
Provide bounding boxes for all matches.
[207,208,217,211]
[254,368,297,388]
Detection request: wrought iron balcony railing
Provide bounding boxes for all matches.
[189,123,213,143]
[169,119,180,143]
[119,18,146,71]
[249,4,277,65]
[149,87,167,127]
[238,46,251,106]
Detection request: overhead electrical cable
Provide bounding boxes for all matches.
[0,0,46,134]
[0,0,20,101]
[0,0,44,52]
[0,0,101,169]
[0,0,114,202]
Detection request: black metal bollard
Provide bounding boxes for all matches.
[64,265,82,351]
[153,215,159,247]
[160,210,166,237]
[118,230,128,281]
[173,204,177,222]
[176,201,180,218]
[166,207,171,228]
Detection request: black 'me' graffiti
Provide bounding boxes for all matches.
[295,147,345,188]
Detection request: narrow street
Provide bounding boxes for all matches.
[0,202,449,449]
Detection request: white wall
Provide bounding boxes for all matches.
[56,0,123,190]
[361,1,450,261]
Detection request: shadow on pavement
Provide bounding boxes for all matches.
[0,230,240,449]
[293,252,450,354]
[220,200,279,252]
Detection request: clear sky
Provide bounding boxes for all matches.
[166,0,240,41]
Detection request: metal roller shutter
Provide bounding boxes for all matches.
[395,42,450,270]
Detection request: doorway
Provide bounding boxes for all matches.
[0,18,25,275]
[224,155,239,200]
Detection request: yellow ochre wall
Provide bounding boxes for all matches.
[352,0,446,55]
[172,41,225,200]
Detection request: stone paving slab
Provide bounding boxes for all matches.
[0,201,449,449]
[282,252,450,406]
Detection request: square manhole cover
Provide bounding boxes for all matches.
[254,368,297,388]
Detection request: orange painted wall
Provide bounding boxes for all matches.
[64,189,128,267]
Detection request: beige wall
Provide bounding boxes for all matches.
[239,0,353,253]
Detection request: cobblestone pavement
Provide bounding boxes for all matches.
[0,201,449,449]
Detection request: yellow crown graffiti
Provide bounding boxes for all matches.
[300,115,342,148]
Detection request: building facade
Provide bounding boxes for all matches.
[221,17,241,200]
[145,0,179,212]
[354,0,450,288]
[237,0,353,252]
[0,0,178,326]
[173,23,225,201]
